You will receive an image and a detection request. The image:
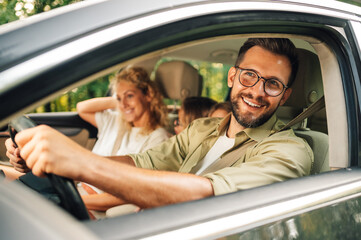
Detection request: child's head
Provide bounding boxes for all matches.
[208,101,232,118]
[174,97,217,134]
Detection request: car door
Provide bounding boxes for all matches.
[1,1,361,239]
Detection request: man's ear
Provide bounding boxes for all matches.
[227,67,237,88]
[280,88,292,106]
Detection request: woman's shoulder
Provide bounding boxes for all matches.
[152,127,170,136]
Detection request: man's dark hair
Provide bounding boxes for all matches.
[235,38,299,87]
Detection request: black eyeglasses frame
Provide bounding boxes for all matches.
[234,66,288,97]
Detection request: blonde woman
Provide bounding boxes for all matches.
[77,67,170,217]
[77,66,169,157]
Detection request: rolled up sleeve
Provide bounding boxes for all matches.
[129,126,192,171]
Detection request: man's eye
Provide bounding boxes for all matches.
[269,79,281,87]
[244,71,257,78]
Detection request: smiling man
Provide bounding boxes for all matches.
[6,38,313,209]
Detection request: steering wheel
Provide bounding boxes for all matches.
[8,115,90,220]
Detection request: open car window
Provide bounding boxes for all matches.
[1,0,361,239]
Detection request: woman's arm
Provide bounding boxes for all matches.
[76,97,117,127]
[81,192,127,212]
[0,165,25,180]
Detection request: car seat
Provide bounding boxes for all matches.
[277,48,329,174]
[155,60,203,101]
[155,60,203,134]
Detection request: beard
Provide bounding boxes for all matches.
[231,91,278,128]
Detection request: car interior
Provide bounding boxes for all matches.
[0,33,349,221]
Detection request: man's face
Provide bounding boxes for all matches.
[228,46,293,128]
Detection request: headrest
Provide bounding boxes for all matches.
[155,61,203,100]
[283,48,323,108]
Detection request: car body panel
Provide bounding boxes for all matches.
[0,179,98,239]
[85,168,361,239]
[1,0,361,239]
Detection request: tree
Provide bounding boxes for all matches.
[0,0,82,25]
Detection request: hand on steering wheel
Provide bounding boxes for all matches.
[8,115,90,220]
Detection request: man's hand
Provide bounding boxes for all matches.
[9,125,214,208]
[5,138,30,173]
[14,125,91,179]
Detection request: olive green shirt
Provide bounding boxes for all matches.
[129,114,313,195]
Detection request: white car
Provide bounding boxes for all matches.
[1,0,361,239]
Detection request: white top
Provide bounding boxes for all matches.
[195,132,235,175]
[86,109,170,194]
[92,109,119,156]
[92,109,169,156]
[115,127,169,155]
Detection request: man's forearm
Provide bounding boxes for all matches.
[82,158,214,209]
[14,125,213,209]
[107,155,136,166]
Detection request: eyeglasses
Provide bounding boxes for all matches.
[234,67,288,97]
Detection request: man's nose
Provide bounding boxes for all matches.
[251,78,266,97]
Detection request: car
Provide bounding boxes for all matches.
[1,0,361,239]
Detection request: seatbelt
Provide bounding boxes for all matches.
[199,95,325,175]
[279,95,325,132]
[199,140,256,175]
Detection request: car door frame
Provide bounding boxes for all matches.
[1,1,361,239]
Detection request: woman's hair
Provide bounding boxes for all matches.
[112,66,168,134]
[181,96,217,126]
[208,101,232,117]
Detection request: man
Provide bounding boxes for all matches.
[5,38,313,209]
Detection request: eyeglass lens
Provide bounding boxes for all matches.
[238,69,285,96]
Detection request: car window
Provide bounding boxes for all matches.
[2,1,361,239]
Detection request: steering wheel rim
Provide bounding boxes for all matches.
[8,115,90,220]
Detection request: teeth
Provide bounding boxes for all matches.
[243,98,261,108]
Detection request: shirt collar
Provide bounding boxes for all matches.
[216,113,284,142]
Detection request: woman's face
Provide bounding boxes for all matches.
[174,108,186,135]
[115,81,151,127]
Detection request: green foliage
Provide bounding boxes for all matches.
[0,0,18,24]
[337,0,361,6]
[0,0,82,25]
[34,75,112,113]
[190,61,230,102]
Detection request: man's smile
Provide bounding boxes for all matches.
[242,97,263,108]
